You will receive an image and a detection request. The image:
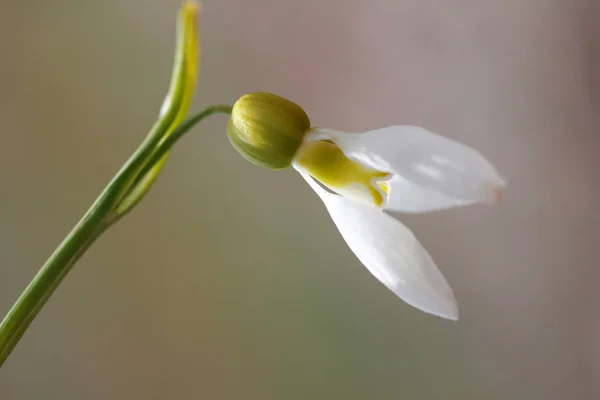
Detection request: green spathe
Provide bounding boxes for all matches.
[227,92,310,169]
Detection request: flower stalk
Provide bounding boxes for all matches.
[0,1,230,367]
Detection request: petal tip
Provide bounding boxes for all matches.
[402,285,459,321]
[425,297,459,321]
[492,183,504,204]
[482,176,506,205]
[441,304,460,321]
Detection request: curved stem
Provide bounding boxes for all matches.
[0,105,231,367]
[128,104,232,193]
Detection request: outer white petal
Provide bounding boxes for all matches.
[311,126,505,208]
[296,166,459,320]
[383,175,474,213]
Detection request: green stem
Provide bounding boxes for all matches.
[0,105,231,367]
[0,214,107,365]
[129,104,233,193]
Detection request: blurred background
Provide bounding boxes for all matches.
[1,0,599,398]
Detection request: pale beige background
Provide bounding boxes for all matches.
[0,0,599,399]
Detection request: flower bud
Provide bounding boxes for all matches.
[227,92,311,169]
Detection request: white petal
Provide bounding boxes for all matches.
[296,166,459,320]
[383,175,474,213]
[311,126,505,206]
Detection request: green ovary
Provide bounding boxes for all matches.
[296,140,390,206]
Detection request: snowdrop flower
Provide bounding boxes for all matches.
[227,92,505,320]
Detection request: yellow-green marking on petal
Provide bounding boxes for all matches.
[377,180,390,195]
[296,140,390,206]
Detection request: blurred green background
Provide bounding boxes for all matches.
[1,0,599,398]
